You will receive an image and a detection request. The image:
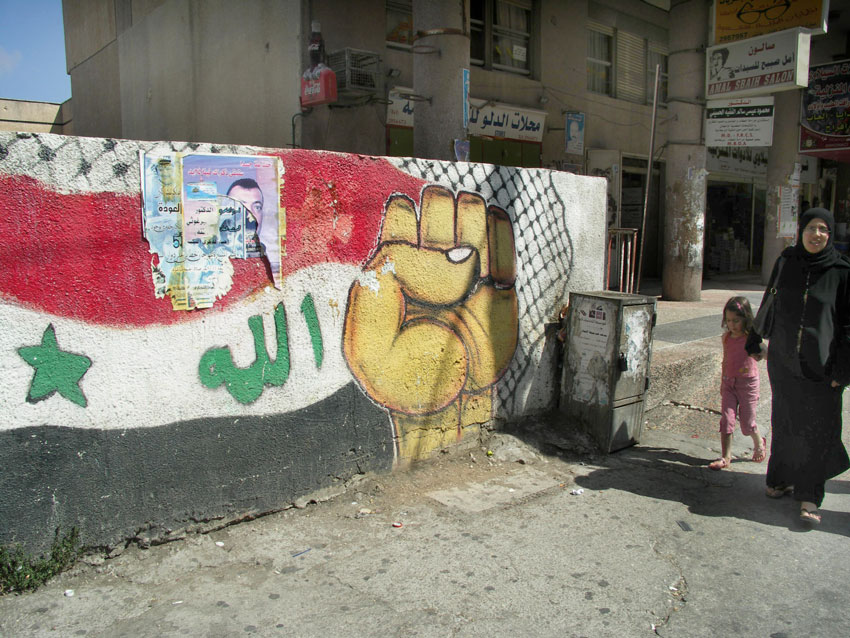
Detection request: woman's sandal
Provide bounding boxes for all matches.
[752,437,767,463]
[708,458,731,471]
[765,485,793,498]
[800,504,822,525]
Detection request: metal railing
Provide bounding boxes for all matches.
[607,228,637,293]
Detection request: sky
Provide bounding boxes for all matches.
[0,0,71,103]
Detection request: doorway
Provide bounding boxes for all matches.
[705,181,765,274]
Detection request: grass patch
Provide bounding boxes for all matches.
[0,528,83,595]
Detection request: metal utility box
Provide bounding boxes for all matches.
[560,291,656,453]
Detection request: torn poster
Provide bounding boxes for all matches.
[140,151,285,310]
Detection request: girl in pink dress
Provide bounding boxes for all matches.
[709,296,767,470]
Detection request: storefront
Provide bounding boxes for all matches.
[705,147,768,275]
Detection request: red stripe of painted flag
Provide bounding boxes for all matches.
[0,153,425,326]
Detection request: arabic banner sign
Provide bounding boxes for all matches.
[799,59,850,154]
[714,0,828,44]
[706,146,769,177]
[141,152,284,311]
[706,96,774,146]
[706,27,810,99]
[467,99,546,143]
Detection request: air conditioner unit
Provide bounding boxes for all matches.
[327,48,382,96]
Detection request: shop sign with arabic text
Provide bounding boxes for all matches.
[706,27,810,99]
[800,59,850,153]
[715,0,828,44]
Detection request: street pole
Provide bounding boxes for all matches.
[637,64,660,294]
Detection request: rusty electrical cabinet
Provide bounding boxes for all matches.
[560,291,657,453]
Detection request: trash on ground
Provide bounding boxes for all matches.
[215,541,225,547]
[677,520,692,531]
[392,522,403,528]
[570,488,584,495]
[64,589,74,597]
[291,548,311,558]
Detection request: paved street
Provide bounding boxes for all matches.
[2,274,850,638]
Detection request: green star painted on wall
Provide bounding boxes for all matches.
[18,324,92,407]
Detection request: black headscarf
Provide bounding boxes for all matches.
[792,207,843,271]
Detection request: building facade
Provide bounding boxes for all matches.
[61,0,850,292]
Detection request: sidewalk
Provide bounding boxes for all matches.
[3,272,850,638]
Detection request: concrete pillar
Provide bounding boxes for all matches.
[412,0,469,161]
[761,89,801,283]
[661,0,708,302]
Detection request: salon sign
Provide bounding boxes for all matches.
[706,27,810,99]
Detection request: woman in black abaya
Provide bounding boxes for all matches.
[748,208,850,524]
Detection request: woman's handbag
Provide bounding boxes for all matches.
[753,257,785,338]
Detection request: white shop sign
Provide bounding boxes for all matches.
[706,97,774,147]
[706,28,810,99]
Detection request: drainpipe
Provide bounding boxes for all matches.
[291,109,311,149]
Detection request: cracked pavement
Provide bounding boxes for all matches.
[2,417,849,637]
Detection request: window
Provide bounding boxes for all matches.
[387,0,414,46]
[588,22,668,106]
[471,0,533,75]
[647,45,668,105]
[587,27,613,96]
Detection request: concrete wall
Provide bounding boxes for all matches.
[118,0,302,147]
[0,99,72,135]
[0,131,605,553]
[63,0,303,146]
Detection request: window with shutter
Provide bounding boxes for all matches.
[616,30,646,105]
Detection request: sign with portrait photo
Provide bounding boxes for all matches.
[706,28,810,99]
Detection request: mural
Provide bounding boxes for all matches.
[18,324,92,407]
[343,185,518,459]
[0,131,605,553]
[198,294,325,404]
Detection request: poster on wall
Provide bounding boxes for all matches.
[387,87,414,127]
[706,28,810,99]
[567,296,615,406]
[714,0,829,44]
[705,96,774,146]
[799,59,850,154]
[141,152,284,311]
[778,184,800,237]
[565,111,585,155]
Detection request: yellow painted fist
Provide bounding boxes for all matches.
[343,185,518,459]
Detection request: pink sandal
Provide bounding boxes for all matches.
[708,458,731,471]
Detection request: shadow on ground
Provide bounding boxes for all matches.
[500,415,850,539]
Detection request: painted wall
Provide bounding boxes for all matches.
[0,131,605,553]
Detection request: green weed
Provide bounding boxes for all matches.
[0,528,83,595]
